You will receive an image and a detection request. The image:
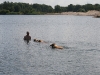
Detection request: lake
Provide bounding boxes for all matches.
[0,15,100,75]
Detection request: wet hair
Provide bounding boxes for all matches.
[52,43,56,46]
[26,31,29,35]
[34,39,37,41]
[50,43,55,46]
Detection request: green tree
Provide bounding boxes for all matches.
[94,4,100,11]
[60,7,67,12]
[78,8,86,12]
[85,4,94,11]
[32,4,42,12]
[74,5,81,12]
[67,4,74,11]
[14,4,21,12]
[54,5,61,13]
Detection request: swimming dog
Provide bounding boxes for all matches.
[50,43,63,49]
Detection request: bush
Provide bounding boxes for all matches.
[6,12,22,15]
[0,9,10,14]
[78,8,86,12]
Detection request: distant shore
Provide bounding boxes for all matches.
[46,10,100,17]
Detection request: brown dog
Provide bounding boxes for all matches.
[34,39,46,43]
[34,39,38,42]
[50,43,63,49]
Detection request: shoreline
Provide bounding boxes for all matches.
[0,10,100,18]
[46,10,100,17]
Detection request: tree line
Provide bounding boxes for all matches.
[60,4,100,12]
[0,1,100,15]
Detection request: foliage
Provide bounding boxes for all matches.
[54,5,61,13]
[0,1,53,15]
[0,9,10,14]
[0,1,100,15]
[67,4,74,11]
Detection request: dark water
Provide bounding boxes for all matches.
[0,15,100,75]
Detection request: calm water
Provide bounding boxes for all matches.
[0,15,100,75]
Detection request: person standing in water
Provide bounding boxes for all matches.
[24,31,31,42]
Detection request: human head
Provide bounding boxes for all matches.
[26,31,29,35]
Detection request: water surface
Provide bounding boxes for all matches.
[0,15,100,75]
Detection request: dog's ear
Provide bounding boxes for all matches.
[50,44,52,46]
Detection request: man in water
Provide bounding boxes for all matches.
[24,31,31,41]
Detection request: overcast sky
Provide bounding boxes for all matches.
[0,0,100,7]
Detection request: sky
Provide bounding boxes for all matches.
[0,0,100,8]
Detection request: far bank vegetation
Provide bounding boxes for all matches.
[0,1,100,15]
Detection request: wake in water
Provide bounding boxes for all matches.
[32,39,70,50]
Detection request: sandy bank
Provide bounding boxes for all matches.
[47,10,100,17]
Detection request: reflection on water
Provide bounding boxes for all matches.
[0,15,100,75]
